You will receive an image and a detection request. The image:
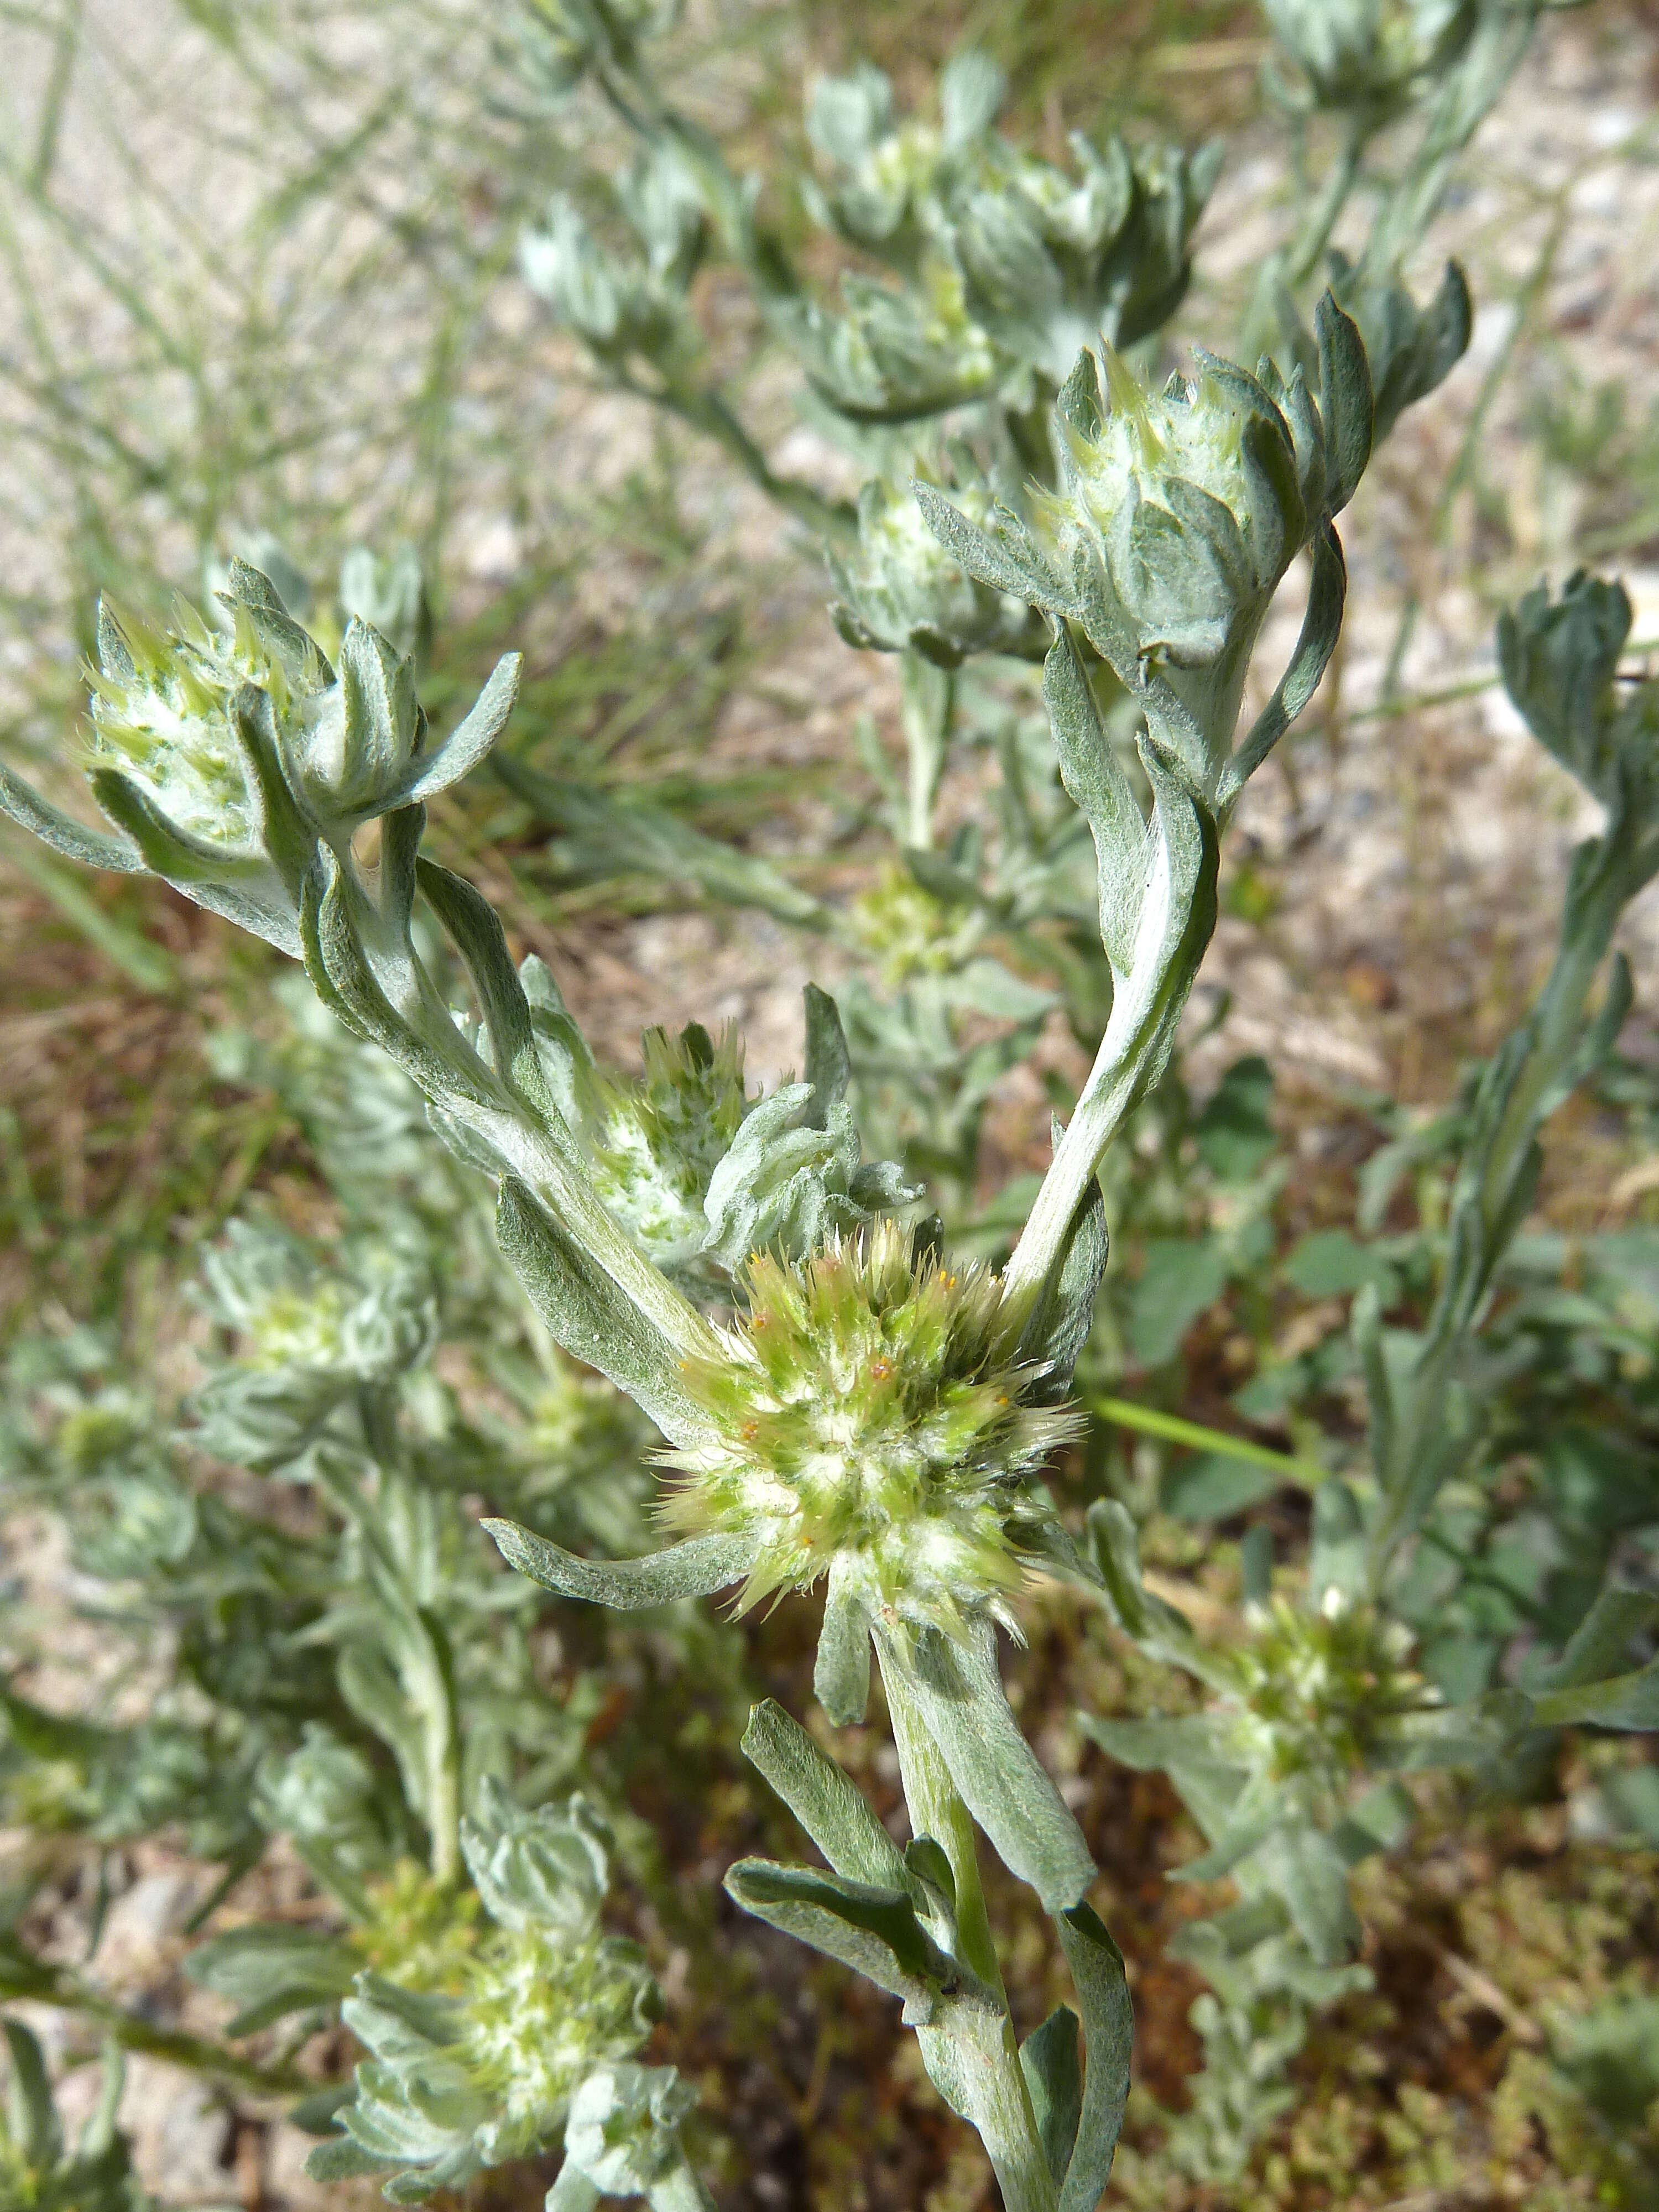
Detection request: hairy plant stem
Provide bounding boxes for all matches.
[877,1637,1057,2212]
[899,651,953,851]
[1004,826,1213,1316]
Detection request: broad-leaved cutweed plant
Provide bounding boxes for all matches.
[1,8,1655,2209]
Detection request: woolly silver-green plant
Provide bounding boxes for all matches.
[307,1787,685,2205]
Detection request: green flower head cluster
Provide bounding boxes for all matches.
[849,861,983,987]
[67,562,519,960]
[1228,1589,1420,1799]
[1040,338,1351,775]
[802,52,1005,259]
[664,1219,1080,1654]
[1056,356,1269,656]
[803,53,1217,380]
[581,1020,749,1274]
[199,1221,428,1377]
[520,147,706,375]
[191,1221,437,1469]
[310,1787,661,2203]
[524,968,917,1294]
[88,589,326,854]
[1262,0,1474,114]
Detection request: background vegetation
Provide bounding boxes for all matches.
[0,1,1656,2205]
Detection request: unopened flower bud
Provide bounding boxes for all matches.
[1261,0,1473,114]
[87,580,325,856]
[579,1021,750,1284]
[831,471,1047,666]
[511,0,680,101]
[520,166,701,373]
[1042,346,1324,757]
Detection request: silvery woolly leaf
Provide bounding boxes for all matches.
[938,49,1005,146]
[0,760,144,874]
[1054,1903,1134,2210]
[884,1619,1096,1912]
[701,1082,918,1274]
[1020,2006,1083,2187]
[485,1517,759,1611]
[185,1923,359,2036]
[494,1177,713,1446]
[723,1859,954,2020]
[1329,253,1470,447]
[806,62,894,170]
[1498,569,1634,807]
[739,1699,911,1888]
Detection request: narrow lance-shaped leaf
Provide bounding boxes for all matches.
[494,1176,711,1446]
[414,857,575,1147]
[911,482,1077,619]
[802,981,853,1114]
[891,1620,1096,1912]
[1217,519,1346,817]
[396,651,521,806]
[1531,1659,1659,1733]
[3,2019,60,2166]
[493,757,831,930]
[485,1516,758,1611]
[1042,622,1145,974]
[1055,1903,1134,2212]
[1314,291,1374,516]
[1542,1589,1659,1692]
[1019,2007,1082,2187]
[815,1552,873,1725]
[740,1699,911,1888]
[723,1859,952,2022]
[1019,1129,1108,1401]
[0,759,145,872]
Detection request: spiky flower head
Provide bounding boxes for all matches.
[784,260,1001,422]
[664,1219,1080,1658]
[353,1861,483,1995]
